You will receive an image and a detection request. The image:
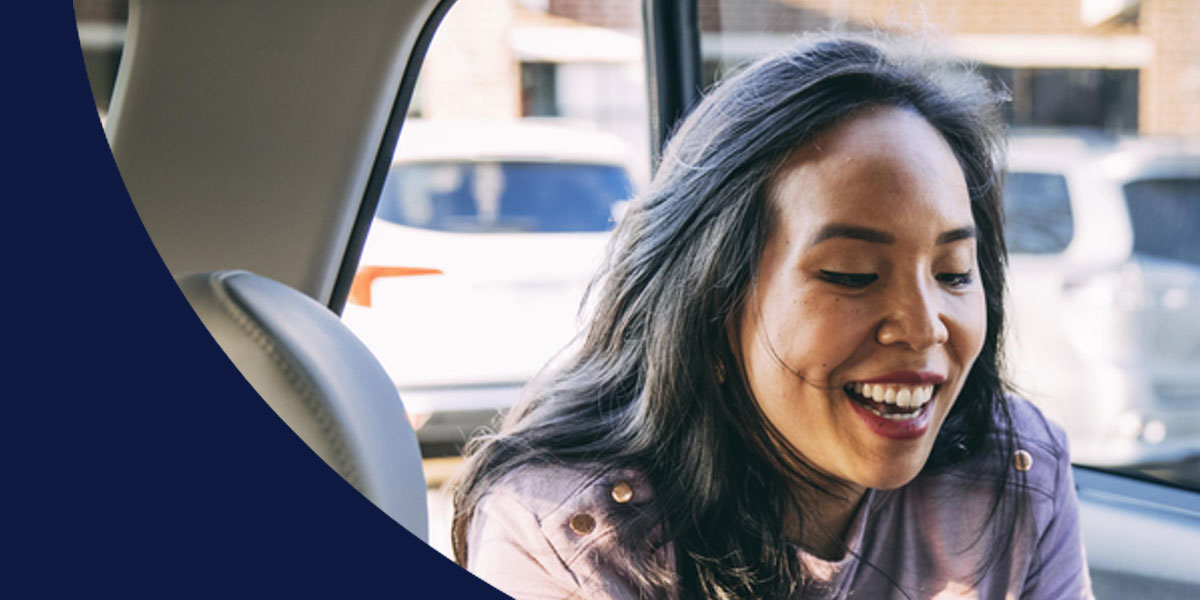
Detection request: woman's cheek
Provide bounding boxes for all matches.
[784,292,872,377]
[949,288,988,364]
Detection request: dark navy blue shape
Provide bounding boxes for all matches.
[8,3,506,597]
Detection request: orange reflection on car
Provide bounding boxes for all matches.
[349,266,444,307]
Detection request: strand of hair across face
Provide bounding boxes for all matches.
[749,283,840,392]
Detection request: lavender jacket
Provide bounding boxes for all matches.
[466,398,1093,599]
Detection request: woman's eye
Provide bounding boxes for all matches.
[937,271,974,288]
[818,270,878,288]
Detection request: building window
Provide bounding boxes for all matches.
[520,62,559,117]
[982,67,1139,132]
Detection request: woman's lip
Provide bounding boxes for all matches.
[845,390,934,440]
[855,371,946,385]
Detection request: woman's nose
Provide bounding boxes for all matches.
[876,280,950,350]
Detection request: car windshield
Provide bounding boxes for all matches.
[375,161,632,233]
[1124,178,1200,265]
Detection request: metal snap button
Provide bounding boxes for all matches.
[611,481,634,504]
[569,513,596,535]
[1013,449,1033,472]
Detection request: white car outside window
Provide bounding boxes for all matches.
[342,119,636,450]
[1004,133,1200,484]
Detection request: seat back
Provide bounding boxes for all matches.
[177,270,428,540]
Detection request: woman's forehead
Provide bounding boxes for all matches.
[769,107,973,236]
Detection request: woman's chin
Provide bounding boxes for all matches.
[847,455,930,490]
[863,472,921,491]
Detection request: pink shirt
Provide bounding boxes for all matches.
[466,397,1093,599]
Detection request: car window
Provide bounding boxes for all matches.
[695,0,1200,493]
[339,0,650,558]
[377,161,632,233]
[1003,172,1075,254]
[1124,178,1200,266]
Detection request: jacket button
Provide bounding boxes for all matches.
[1013,449,1033,472]
[569,513,596,535]
[611,481,634,504]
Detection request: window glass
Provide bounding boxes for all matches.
[1125,178,1200,266]
[378,162,631,233]
[980,67,1139,132]
[520,62,559,116]
[339,0,650,557]
[698,0,1200,491]
[1003,172,1074,254]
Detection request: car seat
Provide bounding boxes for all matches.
[176,269,428,541]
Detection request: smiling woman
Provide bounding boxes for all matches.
[450,33,1090,599]
[738,106,989,554]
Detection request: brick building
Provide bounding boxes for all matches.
[77,0,1199,135]
[552,0,1199,135]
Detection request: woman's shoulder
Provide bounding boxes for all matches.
[928,394,1072,501]
[499,459,650,495]
[894,396,1077,560]
[998,394,1072,500]
[858,396,1091,597]
[1000,393,1071,465]
[481,461,656,530]
[466,461,659,599]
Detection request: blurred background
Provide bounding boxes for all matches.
[79,0,1199,558]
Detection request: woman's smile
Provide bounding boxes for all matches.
[737,105,987,491]
[841,371,946,438]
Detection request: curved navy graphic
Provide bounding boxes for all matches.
[10,3,504,596]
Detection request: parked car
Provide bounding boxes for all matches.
[341,119,635,452]
[1004,132,1200,482]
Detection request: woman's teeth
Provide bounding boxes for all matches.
[848,382,935,410]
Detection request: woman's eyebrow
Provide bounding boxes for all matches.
[808,224,895,247]
[807,224,976,247]
[937,226,976,244]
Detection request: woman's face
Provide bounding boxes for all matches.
[737,106,987,491]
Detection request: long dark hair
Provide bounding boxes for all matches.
[452,33,1022,598]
